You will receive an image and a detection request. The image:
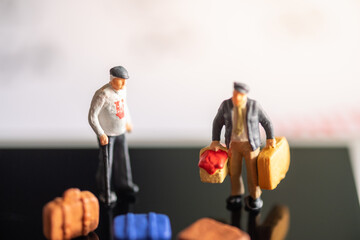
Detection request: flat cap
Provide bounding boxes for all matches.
[234,82,249,94]
[110,66,129,79]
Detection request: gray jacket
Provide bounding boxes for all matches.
[212,98,274,150]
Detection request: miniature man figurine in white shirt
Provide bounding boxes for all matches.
[89,66,138,205]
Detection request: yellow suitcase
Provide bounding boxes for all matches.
[257,137,290,190]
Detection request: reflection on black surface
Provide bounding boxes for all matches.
[230,207,243,230]
[94,199,288,240]
[258,205,290,240]
[230,205,290,240]
[1,148,358,239]
[96,194,136,240]
[247,210,261,239]
[73,232,99,240]
[97,206,114,240]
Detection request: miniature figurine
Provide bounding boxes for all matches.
[114,212,172,240]
[210,82,275,211]
[88,66,139,205]
[42,188,99,240]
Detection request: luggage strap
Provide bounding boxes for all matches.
[62,201,72,239]
[81,192,93,236]
[62,188,81,239]
[148,212,159,239]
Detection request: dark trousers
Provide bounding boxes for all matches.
[96,134,134,194]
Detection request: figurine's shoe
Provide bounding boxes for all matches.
[98,191,117,205]
[119,183,139,194]
[129,183,139,193]
[244,196,263,212]
[226,195,243,211]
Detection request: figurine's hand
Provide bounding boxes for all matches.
[99,134,109,146]
[210,141,222,152]
[266,138,276,148]
[126,123,133,133]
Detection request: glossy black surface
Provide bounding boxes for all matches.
[0,147,359,239]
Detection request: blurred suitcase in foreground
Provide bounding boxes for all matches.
[198,146,229,183]
[177,218,250,240]
[43,188,99,240]
[258,137,290,190]
[114,212,172,240]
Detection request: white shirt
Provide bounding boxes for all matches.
[88,83,131,137]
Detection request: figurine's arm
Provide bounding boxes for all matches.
[211,102,225,151]
[258,103,276,148]
[124,99,132,133]
[88,93,106,142]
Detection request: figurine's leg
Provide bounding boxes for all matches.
[244,146,261,199]
[229,142,245,196]
[107,136,115,186]
[113,134,138,194]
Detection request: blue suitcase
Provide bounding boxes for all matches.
[114,212,172,240]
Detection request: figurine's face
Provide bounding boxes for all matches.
[110,78,126,91]
[232,90,247,107]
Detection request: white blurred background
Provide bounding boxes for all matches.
[0,0,360,198]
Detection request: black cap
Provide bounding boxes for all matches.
[234,82,249,94]
[110,66,129,79]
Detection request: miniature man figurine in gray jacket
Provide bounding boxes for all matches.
[89,66,138,205]
[210,82,275,211]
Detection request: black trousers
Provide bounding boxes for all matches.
[96,134,134,194]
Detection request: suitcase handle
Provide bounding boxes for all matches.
[199,145,228,157]
[63,188,81,202]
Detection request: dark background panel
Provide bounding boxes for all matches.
[0,147,359,240]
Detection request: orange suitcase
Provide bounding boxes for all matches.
[43,188,99,240]
[177,218,250,240]
[257,137,290,190]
